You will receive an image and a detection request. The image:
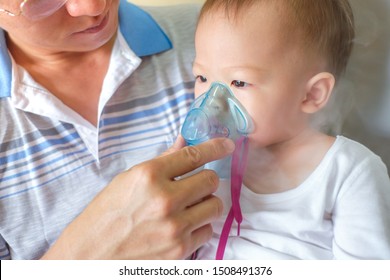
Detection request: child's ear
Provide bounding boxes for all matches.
[301,72,335,114]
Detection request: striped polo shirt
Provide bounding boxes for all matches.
[0,2,200,259]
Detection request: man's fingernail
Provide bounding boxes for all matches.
[222,139,235,153]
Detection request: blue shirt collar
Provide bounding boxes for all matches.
[0,0,172,98]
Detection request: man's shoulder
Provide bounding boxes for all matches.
[141,3,201,26]
[141,4,201,44]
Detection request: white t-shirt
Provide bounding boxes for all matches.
[197,136,390,259]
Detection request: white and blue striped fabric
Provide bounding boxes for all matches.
[0,2,200,259]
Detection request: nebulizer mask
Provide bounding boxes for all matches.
[181,82,254,178]
[181,82,254,259]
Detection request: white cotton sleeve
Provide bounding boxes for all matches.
[332,155,390,259]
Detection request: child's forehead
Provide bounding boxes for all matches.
[197,2,299,49]
[199,1,291,20]
[198,1,296,41]
[195,3,318,78]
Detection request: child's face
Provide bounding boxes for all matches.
[193,4,318,148]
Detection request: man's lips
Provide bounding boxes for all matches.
[75,14,109,34]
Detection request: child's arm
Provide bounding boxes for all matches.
[332,157,390,259]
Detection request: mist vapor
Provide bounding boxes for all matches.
[316,0,390,171]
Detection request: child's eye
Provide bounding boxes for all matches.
[196,75,208,83]
[231,80,249,88]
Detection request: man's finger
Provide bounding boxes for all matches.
[170,169,219,208]
[183,195,223,232]
[157,138,235,179]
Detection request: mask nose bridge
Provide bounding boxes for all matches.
[208,82,254,135]
[182,82,253,146]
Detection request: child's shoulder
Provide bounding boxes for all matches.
[333,135,380,158]
[328,135,388,176]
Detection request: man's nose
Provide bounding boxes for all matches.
[65,0,107,17]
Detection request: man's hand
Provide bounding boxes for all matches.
[42,137,235,259]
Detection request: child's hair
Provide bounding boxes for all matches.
[198,0,355,79]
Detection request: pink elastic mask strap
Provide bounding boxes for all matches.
[215,136,249,260]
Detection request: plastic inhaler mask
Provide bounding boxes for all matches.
[181,82,254,178]
[182,82,254,259]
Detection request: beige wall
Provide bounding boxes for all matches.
[129,0,204,6]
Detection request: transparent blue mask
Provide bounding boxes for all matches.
[181,82,254,178]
